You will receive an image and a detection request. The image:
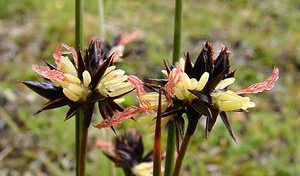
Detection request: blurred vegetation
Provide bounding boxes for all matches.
[0,0,299,175]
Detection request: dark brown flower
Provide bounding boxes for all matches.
[96,129,155,176]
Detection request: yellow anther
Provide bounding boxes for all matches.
[212,90,255,111]
[215,77,235,90]
[82,70,91,87]
[196,72,209,91]
[103,66,116,76]
[107,86,134,97]
[103,75,128,87]
[63,88,80,101]
[114,98,125,104]
[68,83,84,96]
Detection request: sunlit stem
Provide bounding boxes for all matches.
[164,124,176,176]
[153,87,162,176]
[98,0,105,39]
[75,0,83,175]
[172,0,182,64]
[164,0,182,175]
[173,119,198,176]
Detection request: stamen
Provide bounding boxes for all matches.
[196,72,209,91]
[114,98,125,104]
[107,85,134,97]
[82,70,91,87]
[68,83,84,96]
[63,88,80,101]
[215,77,235,90]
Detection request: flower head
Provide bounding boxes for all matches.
[96,129,156,176]
[93,42,279,142]
[158,42,279,141]
[22,39,134,128]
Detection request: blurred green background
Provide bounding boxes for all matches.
[0,0,299,175]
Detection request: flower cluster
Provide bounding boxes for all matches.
[96,42,279,143]
[22,38,134,128]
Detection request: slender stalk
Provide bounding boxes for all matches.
[98,0,105,40]
[164,124,176,176]
[172,0,182,64]
[75,112,82,176]
[164,0,182,175]
[173,134,191,176]
[153,88,162,176]
[173,119,198,176]
[75,0,83,175]
[79,119,88,176]
[76,0,83,49]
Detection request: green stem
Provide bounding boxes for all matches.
[164,0,182,175]
[173,119,198,176]
[98,0,105,40]
[76,0,83,49]
[164,124,176,176]
[172,0,182,64]
[75,0,83,175]
[153,88,162,176]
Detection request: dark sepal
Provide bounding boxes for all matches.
[83,103,95,128]
[127,130,144,162]
[226,69,236,78]
[175,113,185,139]
[110,100,124,112]
[184,52,193,76]
[85,91,105,103]
[192,42,213,80]
[203,68,228,93]
[35,97,69,115]
[21,81,61,100]
[205,110,219,138]
[212,47,230,77]
[142,151,154,162]
[189,90,211,104]
[220,111,237,142]
[98,102,117,134]
[185,106,200,135]
[190,102,212,118]
[105,101,115,118]
[89,53,112,89]
[76,49,85,81]
[161,106,184,117]
[65,103,82,121]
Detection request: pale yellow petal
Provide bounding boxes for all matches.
[64,74,81,84]
[215,77,235,90]
[196,72,209,91]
